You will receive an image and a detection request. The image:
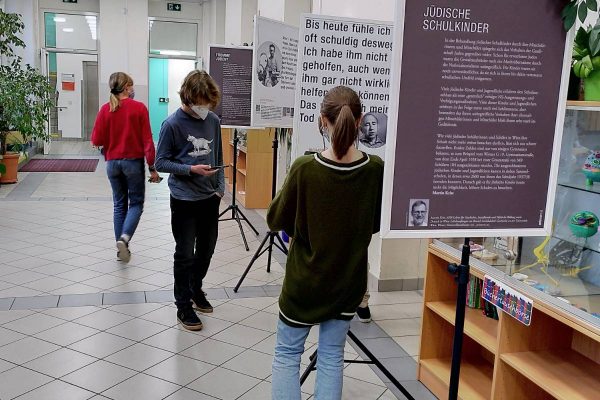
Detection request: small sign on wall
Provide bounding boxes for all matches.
[61,73,75,91]
[167,3,181,12]
[483,275,533,326]
[62,0,78,3]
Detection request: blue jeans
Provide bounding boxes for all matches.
[272,318,351,400]
[106,159,145,241]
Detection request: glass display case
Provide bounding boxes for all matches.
[436,106,600,322]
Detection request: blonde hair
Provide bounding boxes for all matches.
[108,72,133,112]
[179,70,221,109]
[320,86,362,159]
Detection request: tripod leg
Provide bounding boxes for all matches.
[218,205,234,219]
[235,207,259,236]
[233,210,250,251]
[300,349,318,385]
[234,232,270,292]
[274,232,289,255]
[267,232,275,273]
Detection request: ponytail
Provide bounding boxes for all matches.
[109,93,120,112]
[332,105,358,159]
[320,86,362,159]
[108,72,133,112]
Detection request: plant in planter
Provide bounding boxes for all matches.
[0,9,53,183]
[571,23,600,99]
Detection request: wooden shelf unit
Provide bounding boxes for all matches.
[419,243,600,400]
[221,127,274,209]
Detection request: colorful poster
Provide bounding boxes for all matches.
[251,16,299,128]
[292,14,393,160]
[483,275,533,326]
[381,0,571,238]
[208,45,253,127]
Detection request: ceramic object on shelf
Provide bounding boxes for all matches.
[582,150,600,186]
[568,211,599,238]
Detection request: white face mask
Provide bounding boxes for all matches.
[191,105,209,120]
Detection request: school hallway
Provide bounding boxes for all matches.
[0,141,434,400]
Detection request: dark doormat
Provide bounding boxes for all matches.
[19,159,99,172]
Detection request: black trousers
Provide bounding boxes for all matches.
[171,195,220,310]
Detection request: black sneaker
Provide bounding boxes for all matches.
[116,236,131,263]
[192,291,213,313]
[356,306,372,323]
[177,308,203,331]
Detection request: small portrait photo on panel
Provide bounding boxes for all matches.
[359,112,387,149]
[408,199,429,227]
[256,41,282,87]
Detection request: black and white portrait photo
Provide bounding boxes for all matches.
[256,41,281,87]
[359,112,387,148]
[408,199,429,227]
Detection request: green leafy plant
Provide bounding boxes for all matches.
[0,9,53,156]
[572,22,600,77]
[563,0,599,31]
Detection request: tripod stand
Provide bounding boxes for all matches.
[234,129,288,292]
[219,129,259,251]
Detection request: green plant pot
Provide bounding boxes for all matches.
[584,71,600,100]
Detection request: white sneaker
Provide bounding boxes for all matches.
[116,237,131,263]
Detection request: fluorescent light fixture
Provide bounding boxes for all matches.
[62,28,74,33]
[53,17,66,22]
[160,50,182,56]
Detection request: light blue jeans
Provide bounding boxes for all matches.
[106,159,145,241]
[272,318,351,400]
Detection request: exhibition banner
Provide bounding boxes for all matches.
[292,14,393,159]
[381,0,572,238]
[208,45,253,127]
[251,16,299,128]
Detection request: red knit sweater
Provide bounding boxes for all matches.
[91,98,156,166]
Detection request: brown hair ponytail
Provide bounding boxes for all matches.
[320,86,362,159]
[108,72,133,112]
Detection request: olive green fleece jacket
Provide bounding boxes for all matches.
[267,152,384,326]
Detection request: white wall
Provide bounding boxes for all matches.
[56,53,97,138]
[313,0,394,21]
[284,0,311,27]
[258,0,284,21]
[38,0,99,13]
[241,0,257,44]
[98,0,149,106]
[4,0,39,67]
[225,0,242,44]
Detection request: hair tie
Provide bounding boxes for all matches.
[110,88,123,95]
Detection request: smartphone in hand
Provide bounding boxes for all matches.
[148,176,164,183]
[209,165,229,170]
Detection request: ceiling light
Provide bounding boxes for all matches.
[62,28,74,32]
[160,50,182,56]
[53,17,66,22]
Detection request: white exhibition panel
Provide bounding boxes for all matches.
[292,13,393,160]
[251,16,299,128]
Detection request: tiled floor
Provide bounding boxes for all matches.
[0,141,434,399]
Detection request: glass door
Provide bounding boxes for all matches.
[148,19,198,141]
[42,12,98,140]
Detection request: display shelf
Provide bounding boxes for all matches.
[426,301,498,354]
[558,181,600,195]
[420,357,493,400]
[223,128,274,209]
[500,349,600,400]
[566,100,600,111]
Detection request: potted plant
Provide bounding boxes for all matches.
[0,9,53,183]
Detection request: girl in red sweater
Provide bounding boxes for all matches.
[91,72,160,262]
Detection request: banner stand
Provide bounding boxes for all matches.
[447,238,471,400]
[218,129,259,251]
[234,129,288,292]
[300,330,416,400]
